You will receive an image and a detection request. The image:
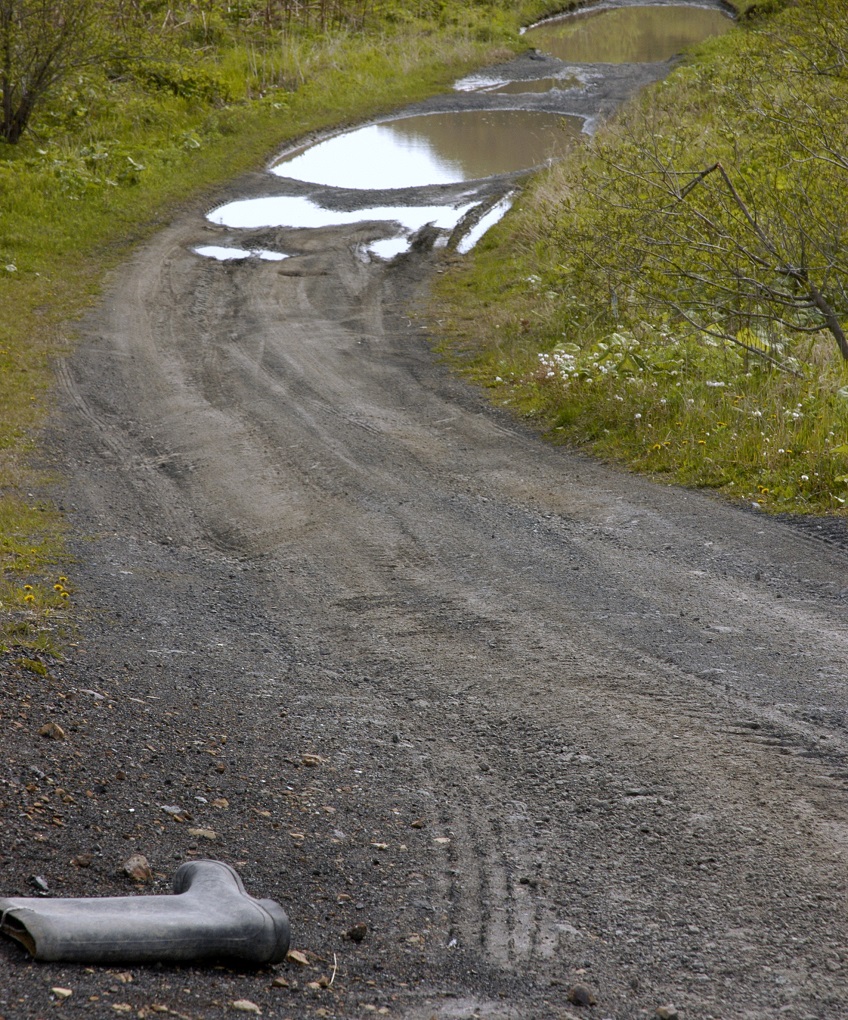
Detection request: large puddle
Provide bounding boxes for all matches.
[272,111,585,188]
[525,4,733,64]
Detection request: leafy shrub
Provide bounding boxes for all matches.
[129,60,233,103]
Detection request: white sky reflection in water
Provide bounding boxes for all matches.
[456,194,515,255]
[271,111,582,188]
[366,237,414,260]
[208,194,477,234]
[193,245,289,261]
[454,71,589,94]
[274,123,462,188]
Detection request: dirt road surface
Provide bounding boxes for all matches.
[2,41,848,1020]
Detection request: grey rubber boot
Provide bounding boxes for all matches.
[0,859,290,965]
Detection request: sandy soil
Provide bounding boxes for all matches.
[2,26,848,1020]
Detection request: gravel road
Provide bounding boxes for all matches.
[2,28,848,1020]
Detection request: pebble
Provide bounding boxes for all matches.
[567,984,597,1007]
[161,804,188,818]
[656,1006,680,1020]
[187,827,217,840]
[122,854,153,882]
[347,922,368,943]
[38,721,66,740]
[231,1000,262,1014]
[51,988,73,999]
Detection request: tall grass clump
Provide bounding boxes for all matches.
[434,0,848,515]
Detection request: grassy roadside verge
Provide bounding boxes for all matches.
[0,5,552,655]
[431,0,848,518]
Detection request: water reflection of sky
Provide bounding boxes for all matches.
[271,111,583,189]
[208,194,477,233]
[456,195,515,254]
[193,245,289,261]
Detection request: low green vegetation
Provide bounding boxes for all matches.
[434,0,848,515]
[0,0,549,652]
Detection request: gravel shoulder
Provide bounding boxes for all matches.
[3,37,848,1020]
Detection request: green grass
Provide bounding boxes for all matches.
[432,0,848,517]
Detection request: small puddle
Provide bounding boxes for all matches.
[365,237,416,261]
[525,4,733,64]
[271,110,584,188]
[207,193,519,260]
[209,194,477,233]
[456,194,516,255]
[486,77,582,95]
[193,245,289,261]
[455,72,585,94]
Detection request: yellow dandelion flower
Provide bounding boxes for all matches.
[58,576,68,584]
[23,584,33,591]
[24,594,35,603]
[53,583,64,591]
[60,592,70,599]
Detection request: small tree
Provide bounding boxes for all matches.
[0,0,100,144]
